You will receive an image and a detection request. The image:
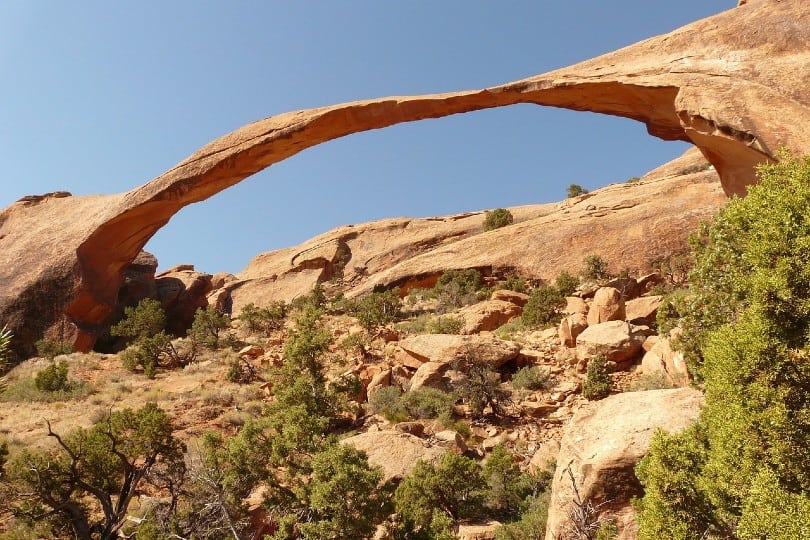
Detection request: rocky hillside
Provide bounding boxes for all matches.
[2,0,806,358]
[226,147,725,312]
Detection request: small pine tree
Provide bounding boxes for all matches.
[582,355,611,400]
[188,306,231,350]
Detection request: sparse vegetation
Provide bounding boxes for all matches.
[484,208,515,231]
[567,183,589,198]
[238,301,287,333]
[431,268,488,312]
[582,355,611,400]
[0,325,11,394]
[511,365,553,391]
[34,338,72,361]
[497,275,528,293]
[33,360,70,392]
[349,287,402,330]
[425,315,464,334]
[521,285,566,328]
[188,305,231,350]
[581,254,612,282]
[554,270,579,296]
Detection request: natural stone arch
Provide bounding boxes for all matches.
[0,0,807,356]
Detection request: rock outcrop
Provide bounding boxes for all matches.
[545,388,704,538]
[2,0,806,357]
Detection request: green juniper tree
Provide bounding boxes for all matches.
[635,153,810,539]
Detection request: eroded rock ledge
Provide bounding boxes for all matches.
[1,0,807,356]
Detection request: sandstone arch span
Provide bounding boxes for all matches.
[1,0,808,356]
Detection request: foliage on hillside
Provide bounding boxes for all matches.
[635,154,810,538]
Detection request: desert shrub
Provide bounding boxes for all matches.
[651,253,692,290]
[120,331,185,378]
[238,301,287,333]
[635,154,810,538]
[425,315,464,335]
[110,298,166,342]
[554,270,579,296]
[626,176,641,183]
[628,372,677,392]
[521,285,565,328]
[566,183,588,198]
[34,338,72,361]
[34,360,70,392]
[226,358,258,384]
[395,453,487,534]
[368,386,408,422]
[511,365,553,391]
[188,306,231,350]
[655,289,687,335]
[484,208,514,231]
[452,354,509,418]
[2,403,184,539]
[290,283,327,311]
[496,275,528,293]
[403,387,456,420]
[433,268,485,312]
[582,355,611,400]
[339,332,368,355]
[349,288,402,331]
[483,445,544,521]
[581,254,611,282]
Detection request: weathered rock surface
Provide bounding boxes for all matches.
[398,334,520,368]
[576,321,645,364]
[341,430,446,480]
[3,0,805,357]
[545,388,704,539]
[155,265,214,335]
[625,295,663,324]
[558,312,588,348]
[586,287,626,326]
[457,299,522,334]
[641,335,691,386]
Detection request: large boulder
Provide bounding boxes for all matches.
[398,334,520,369]
[457,299,522,334]
[576,321,645,364]
[545,388,704,539]
[624,295,663,324]
[341,430,446,480]
[2,0,804,358]
[558,312,588,348]
[641,335,690,387]
[587,287,626,326]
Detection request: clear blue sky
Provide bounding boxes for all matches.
[1,1,735,274]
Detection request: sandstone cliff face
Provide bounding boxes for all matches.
[0,0,806,357]
[230,148,727,311]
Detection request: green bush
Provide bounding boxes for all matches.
[188,306,231,350]
[496,275,528,294]
[582,355,611,400]
[110,298,166,342]
[403,387,456,420]
[554,270,579,296]
[34,338,72,361]
[34,360,70,392]
[655,290,687,335]
[521,286,565,328]
[566,183,588,198]
[395,453,487,533]
[484,208,515,231]
[349,288,402,331]
[425,315,464,335]
[368,386,408,422]
[238,301,286,333]
[581,254,612,282]
[635,154,810,538]
[433,268,486,312]
[511,365,553,391]
[452,354,509,418]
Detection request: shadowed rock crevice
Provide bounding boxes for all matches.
[1,0,807,356]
